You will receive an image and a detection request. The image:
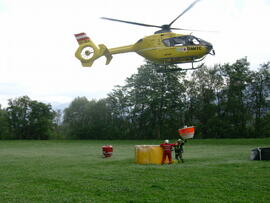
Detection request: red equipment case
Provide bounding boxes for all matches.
[102,145,113,157]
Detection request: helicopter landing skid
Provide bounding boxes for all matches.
[156,58,205,73]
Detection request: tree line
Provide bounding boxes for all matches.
[1,58,270,140]
[0,96,56,139]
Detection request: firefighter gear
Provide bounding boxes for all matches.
[160,140,175,164]
[174,139,185,163]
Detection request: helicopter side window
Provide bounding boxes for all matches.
[163,39,171,47]
[173,37,185,46]
[163,36,198,47]
[163,36,187,47]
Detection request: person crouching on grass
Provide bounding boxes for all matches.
[160,140,175,164]
[174,139,185,163]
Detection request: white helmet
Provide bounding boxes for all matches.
[165,139,169,143]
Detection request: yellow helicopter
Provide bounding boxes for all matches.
[74,0,215,71]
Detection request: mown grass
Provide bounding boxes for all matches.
[0,138,269,202]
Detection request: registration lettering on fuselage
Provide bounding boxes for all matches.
[176,46,202,52]
[187,46,202,51]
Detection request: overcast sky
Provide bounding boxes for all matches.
[1,0,270,109]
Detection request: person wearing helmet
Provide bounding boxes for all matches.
[174,138,185,163]
[160,139,175,164]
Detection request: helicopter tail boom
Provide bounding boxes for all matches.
[74,33,112,67]
[109,45,135,55]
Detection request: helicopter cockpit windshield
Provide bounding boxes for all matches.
[163,35,201,47]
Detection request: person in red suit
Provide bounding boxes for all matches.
[160,140,175,164]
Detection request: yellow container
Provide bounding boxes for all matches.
[134,145,172,164]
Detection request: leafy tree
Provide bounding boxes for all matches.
[185,65,225,138]
[61,58,270,139]
[6,96,55,139]
[87,99,112,139]
[107,87,132,139]
[63,97,112,139]
[248,62,270,137]
[50,109,65,139]
[63,97,90,139]
[220,58,253,137]
[0,105,11,139]
[109,61,187,139]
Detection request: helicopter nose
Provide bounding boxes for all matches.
[206,42,215,55]
[206,43,213,52]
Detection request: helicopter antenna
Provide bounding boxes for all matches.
[169,0,202,27]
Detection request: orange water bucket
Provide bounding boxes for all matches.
[178,126,195,139]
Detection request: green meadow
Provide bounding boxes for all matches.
[0,139,270,202]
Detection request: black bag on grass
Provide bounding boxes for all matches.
[250,148,270,160]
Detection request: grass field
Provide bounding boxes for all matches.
[0,138,270,203]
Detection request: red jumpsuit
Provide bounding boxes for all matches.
[160,143,175,164]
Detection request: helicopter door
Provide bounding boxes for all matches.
[163,37,185,47]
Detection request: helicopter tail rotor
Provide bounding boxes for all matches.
[74,33,112,67]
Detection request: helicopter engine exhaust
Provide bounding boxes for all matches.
[74,33,112,67]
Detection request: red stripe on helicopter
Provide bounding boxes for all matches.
[77,37,90,41]
[75,32,87,37]
[75,32,85,36]
[74,33,90,41]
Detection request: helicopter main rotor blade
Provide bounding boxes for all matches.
[171,27,218,32]
[169,0,202,27]
[101,17,162,29]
